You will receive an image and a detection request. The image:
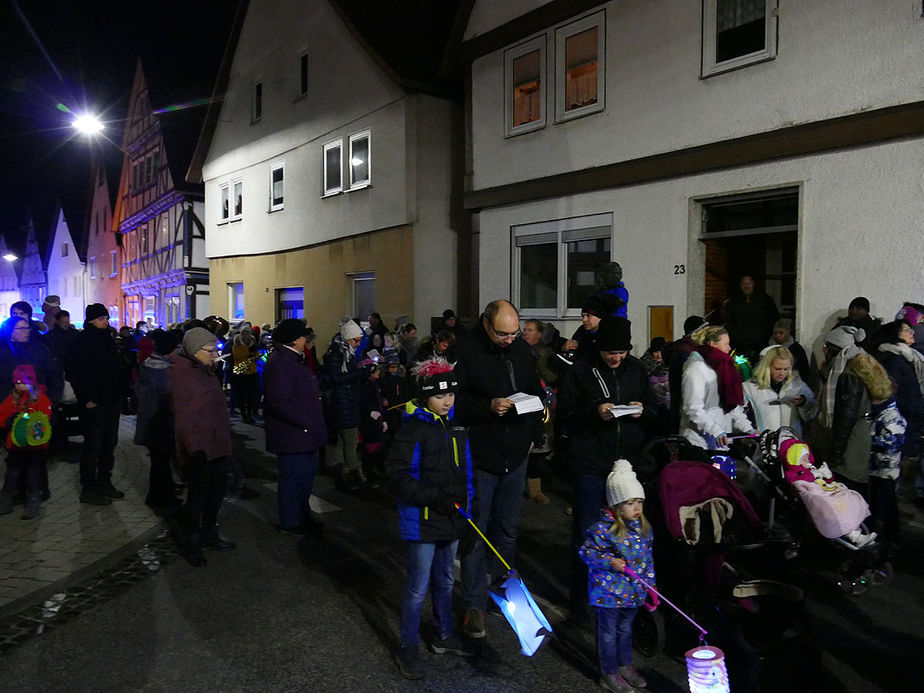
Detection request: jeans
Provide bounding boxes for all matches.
[571,474,608,611]
[596,606,637,674]
[461,460,528,611]
[400,539,458,648]
[277,451,320,528]
[79,402,121,488]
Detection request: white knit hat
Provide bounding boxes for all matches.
[340,320,364,341]
[824,325,865,350]
[606,459,645,507]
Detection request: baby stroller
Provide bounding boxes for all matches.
[751,427,893,596]
[635,436,812,692]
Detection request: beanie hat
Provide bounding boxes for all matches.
[412,356,458,397]
[896,304,924,325]
[581,295,607,318]
[848,296,870,312]
[183,327,216,355]
[85,303,109,322]
[340,320,364,341]
[595,316,632,352]
[649,336,666,353]
[385,351,400,366]
[43,295,61,308]
[273,318,309,346]
[683,315,706,335]
[12,364,37,386]
[781,439,813,467]
[151,329,178,356]
[606,459,645,507]
[824,325,865,350]
[442,309,456,320]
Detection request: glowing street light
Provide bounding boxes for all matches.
[2,253,18,262]
[72,113,104,135]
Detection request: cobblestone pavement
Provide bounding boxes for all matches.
[0,416,162,616]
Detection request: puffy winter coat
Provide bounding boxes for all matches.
[680,351,755,448]
[453,325,544,474]
[558,352,652,477]
[134,352,173,450]
[875,348,923,457]
[830,365,872,483]
[320,335,367,430]
[579,509,655,609]
[170,353,231,464]
[743,375,817,437]
[386,401,475,542]
[869,397,906,480]
[0,340,64,405]
[264,345,328,454]
[66,324,121,407]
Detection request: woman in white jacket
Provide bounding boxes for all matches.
[743,346,817,437]
[680,326,755,448]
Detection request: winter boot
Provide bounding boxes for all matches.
[527,478,550,505]
[20,494,40,520]
[0,490,13,515]
[182,534,207,567]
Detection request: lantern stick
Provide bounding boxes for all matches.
[623,565,708,641]
[454,503,512,571]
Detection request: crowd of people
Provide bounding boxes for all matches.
[1,269,922,691]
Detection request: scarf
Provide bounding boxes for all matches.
[819,344,864,427]
[695,345,743,413]
[878,342,924,398]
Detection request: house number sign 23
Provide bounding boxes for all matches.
[673,264,686,275]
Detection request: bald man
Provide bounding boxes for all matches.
[452,299,545,639]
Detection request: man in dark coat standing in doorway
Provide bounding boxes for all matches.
[725,274,779,362]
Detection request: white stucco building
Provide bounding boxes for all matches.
[458,0,924,356]
[45,206,87,325]
[190,0,469,336]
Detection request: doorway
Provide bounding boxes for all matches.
[700,188,798,330]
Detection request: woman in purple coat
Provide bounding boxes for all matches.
[264,319,329,535]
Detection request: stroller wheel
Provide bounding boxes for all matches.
[632,608,666,657]
[868,561,894,587]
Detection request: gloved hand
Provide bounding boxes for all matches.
[458,523,477,557]
[435,493,460,514]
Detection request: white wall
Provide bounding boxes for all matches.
[477,138,924,355]
[469,0,924,191]
[203,0,410,258]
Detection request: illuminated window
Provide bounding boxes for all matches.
[348,131,371,189]
[323,141,342,196]
[702,0,777,77]
[555,13,605,122]
[110,250,118,277]
[276,287,304,321]
[505,36,546,136]
[270,163,284,211]
[229,282,245,321]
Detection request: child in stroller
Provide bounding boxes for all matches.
[760,428,876,548]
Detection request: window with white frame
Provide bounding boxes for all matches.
[298,52,309,96]
[228,282,245,321]
[110,250,118,277]
[702,0,777,77]
[349,131,371,189]
[323,140,342,196]
[252,80,263,122]
[219,183,230,222]
[512,213,612,317]
[270,163,284,211]
[232,179,243,219]
[555,12,605,122]
[505,36,546,136]
[61,242,69,257]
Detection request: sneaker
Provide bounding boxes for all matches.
[430,633,474,656]
[20,498,40,520]
[98,480,125,499]
[600,673,635,693]
[618,665,647,688]
[80,488,113,506]
[462,608,486,639]
[854,531,878,548]
[395,644,424,680]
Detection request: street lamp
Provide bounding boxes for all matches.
[71,113,104,135]
[3,253,18,262]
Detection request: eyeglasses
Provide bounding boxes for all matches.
[490,324,520,340]
[13,327,30,331]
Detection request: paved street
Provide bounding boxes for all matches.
[1,418,923,691]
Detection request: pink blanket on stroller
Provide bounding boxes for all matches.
[792,480,870,539]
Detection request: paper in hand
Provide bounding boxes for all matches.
[607,403,643,419]
[508,392,544,414]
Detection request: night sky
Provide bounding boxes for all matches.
[0,0,240,254]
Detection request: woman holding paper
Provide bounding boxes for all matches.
[680,326,756,449]
[743,346,817,437]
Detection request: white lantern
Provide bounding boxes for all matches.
[685,645,730,693]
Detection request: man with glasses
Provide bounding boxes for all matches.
[453,299,545,639]
[67,304,124,505]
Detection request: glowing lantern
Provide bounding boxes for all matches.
[685,645,730,693]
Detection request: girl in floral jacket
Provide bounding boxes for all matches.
[579,460,654,693]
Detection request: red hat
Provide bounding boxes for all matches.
[12,364,37,386]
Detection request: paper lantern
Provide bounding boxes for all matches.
[685,645,730,693]
[489,573,553,657]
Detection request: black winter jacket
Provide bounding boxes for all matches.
[320,335,368,430]
[133,353,173,450]
[453,325,544,474]
[876,350,923,457]
[66,324,122,406]
[386,401,475,542]
[558,353,653,477]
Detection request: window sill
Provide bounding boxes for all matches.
[505,120,545,139]
[701,53,775,79]
[322,190,343,199]
[555,102,604,124]
[217,219,229,226]
[269,205,284,213]
[229,217,243,223]
[347,182,371,192]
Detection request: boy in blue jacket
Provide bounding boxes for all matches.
[386,356,476,679]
